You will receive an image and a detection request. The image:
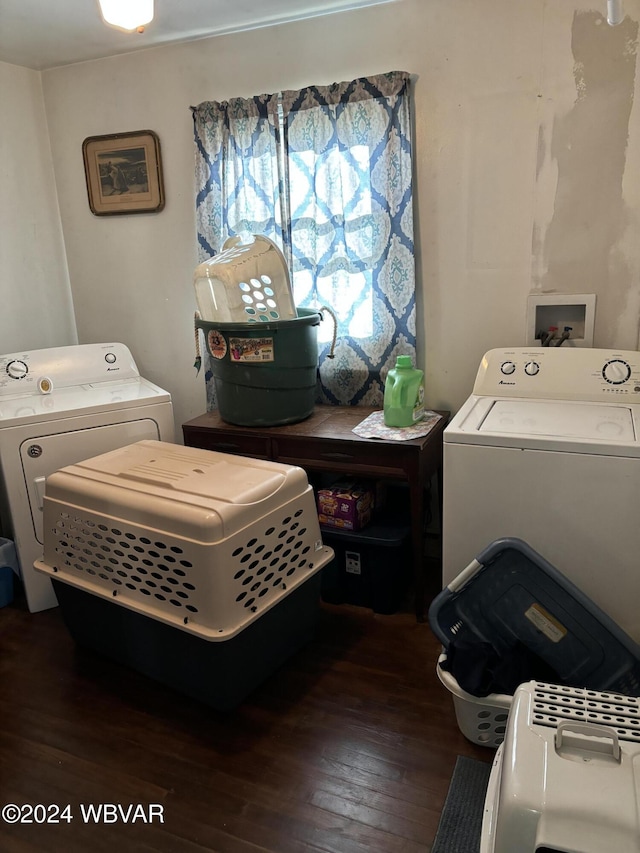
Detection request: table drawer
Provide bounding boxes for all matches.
[183,429,270,459]
[272,436,411,477]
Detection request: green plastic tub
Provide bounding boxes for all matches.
[196,308,321,427]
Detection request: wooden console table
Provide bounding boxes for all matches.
[182,405,449,621]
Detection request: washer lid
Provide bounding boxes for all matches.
[480,400,636,442]
[445,395,640,456]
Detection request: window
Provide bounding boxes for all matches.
[193,71,416,406]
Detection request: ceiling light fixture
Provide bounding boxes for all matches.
[607,0,624,25]
[97,0,154,33]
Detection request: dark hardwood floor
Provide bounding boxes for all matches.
[0,573,490,853]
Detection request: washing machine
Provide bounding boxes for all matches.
[442,347,640,642]
[0,342,174,613]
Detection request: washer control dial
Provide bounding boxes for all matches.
[500,361,516,376]
[6,359,28,380]
[602,359,631,385]
[524,361,540,376]
[105,352,117,364]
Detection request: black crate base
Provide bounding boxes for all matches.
[53,573,321,711]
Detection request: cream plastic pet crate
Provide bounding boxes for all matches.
[481,681,640,853]
[35,440,333,709]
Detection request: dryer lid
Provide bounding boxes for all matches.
[479,399,636,442]
[0,377,170,426]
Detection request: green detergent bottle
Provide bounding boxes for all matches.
[383,355,425,428]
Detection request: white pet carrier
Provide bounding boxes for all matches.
[35,440,334,708]
[481,681,640,853]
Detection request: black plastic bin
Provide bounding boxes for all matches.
[320,522,411,614]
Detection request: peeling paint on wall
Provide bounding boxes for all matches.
[537,10,637,344]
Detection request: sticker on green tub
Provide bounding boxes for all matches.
[207,330,227,360]
[229,337,274,362]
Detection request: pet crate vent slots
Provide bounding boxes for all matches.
[35,440,334,640]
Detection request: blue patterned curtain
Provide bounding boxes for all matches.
[192,71,416,406]
[192,94,283,257]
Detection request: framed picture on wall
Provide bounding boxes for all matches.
[82,129,165,215]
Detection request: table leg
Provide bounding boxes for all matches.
[409,474,426,622]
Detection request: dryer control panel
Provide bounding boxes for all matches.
[0,343,140,396]
[474,347,640,402]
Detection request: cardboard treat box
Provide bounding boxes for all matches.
[317,479,374,531]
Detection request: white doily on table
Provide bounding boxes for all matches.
[352,410,443,442]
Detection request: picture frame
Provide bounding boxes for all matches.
[82,130,165,215]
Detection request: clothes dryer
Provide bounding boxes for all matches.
[442,347,640,641]
[0,343,174,612]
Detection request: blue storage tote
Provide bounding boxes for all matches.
[0,538,18,607]
[429,537,640,697]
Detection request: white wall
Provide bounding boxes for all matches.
[0,61,76,353]
[39,0,640,433]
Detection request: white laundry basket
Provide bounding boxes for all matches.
[437,654,512,748]
[193,234,297,324]
[481,681,640,853]
[35,440,334,708]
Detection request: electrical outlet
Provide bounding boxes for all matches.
[526,294,596,347]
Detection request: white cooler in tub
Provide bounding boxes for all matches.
[35,440,334,709]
